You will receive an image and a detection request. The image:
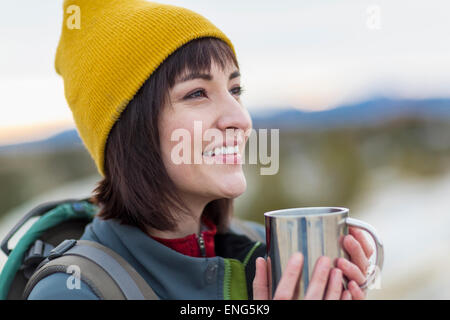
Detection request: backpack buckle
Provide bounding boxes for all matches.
[21,239,77,280]
[48,239,77,260]
[22,239,55,279]
[23,240,54,266]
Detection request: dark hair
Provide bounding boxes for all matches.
[91,37,239,234]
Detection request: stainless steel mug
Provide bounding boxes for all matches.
[264,207,384,299]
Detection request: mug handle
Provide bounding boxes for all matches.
[345,217,384,290]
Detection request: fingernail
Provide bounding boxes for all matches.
[292,252,303,265]
[256,257,265,264]
[333,268,342,277]
[319,256,331,268]
[337,257,346,267]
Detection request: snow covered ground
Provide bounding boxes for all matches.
[352,168,450,299]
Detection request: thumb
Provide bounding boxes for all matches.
[253,257,269,300]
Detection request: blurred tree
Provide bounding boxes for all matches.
[0,149,97,218]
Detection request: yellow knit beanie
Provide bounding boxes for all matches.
[55,0,236,177]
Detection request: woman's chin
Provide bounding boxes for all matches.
[216,174,247,198]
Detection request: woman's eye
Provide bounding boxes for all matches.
[231,86,245,96]
[184,86,245,100]
[184,89,206,100]
[186,89,206,99]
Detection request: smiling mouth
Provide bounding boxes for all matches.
[202,145,239,157]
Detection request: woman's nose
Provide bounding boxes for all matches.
[216,95,252,133]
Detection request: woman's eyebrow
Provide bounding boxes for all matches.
[177,70,240,83]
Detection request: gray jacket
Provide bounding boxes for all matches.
[27,216,266,300]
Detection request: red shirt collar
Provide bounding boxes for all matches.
[149,216,217,258]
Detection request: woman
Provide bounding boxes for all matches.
[28,0,373,299]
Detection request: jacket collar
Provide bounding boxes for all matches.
[81,216,264,299]
[149,216,217,258]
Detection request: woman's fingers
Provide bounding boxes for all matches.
[343,234,370,274]
[341,290,352,300]
[348,280,366,300]
[349,227,374,259]
[336,257,366,286]
[273,252,304,300]
[304,256,332,300]
[253,253,367,301]
[324,268,343,300]
[253,257,269,300]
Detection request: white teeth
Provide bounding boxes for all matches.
[203,145,239,157]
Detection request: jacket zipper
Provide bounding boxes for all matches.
[197,233,206,257]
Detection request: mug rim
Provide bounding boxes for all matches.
[264,207,349,217]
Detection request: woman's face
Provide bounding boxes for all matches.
[159,61,252,203]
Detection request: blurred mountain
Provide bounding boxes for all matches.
[1,97,449,152]
[251,97,450,130]
[0,129,82,153]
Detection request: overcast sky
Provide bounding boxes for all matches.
[1,0,449,144]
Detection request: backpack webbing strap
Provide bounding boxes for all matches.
[23,240,159,300]
[23,255,125,299]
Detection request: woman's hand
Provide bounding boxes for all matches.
[253,252,352,300]
[336,227,375,300]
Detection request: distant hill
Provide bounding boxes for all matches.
[251,97,450,130]
[0,129,82,153]
[1,97,449,152]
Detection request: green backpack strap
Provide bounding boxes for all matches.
[23,239,159,300]
[0,199,97,300]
